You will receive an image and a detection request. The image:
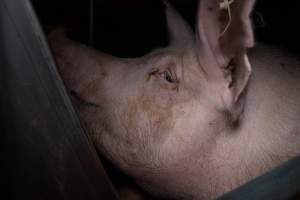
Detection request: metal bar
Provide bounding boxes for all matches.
[218,156,300,200]
[0,0,118,199]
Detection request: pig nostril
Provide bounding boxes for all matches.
[70,90,77,96]
[70,90,82,104]
[69,90,100,108]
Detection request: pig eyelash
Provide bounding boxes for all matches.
[162,70,176,83]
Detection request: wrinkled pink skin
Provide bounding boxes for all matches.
[49,0,300,199]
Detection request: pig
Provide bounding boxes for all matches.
[48,0,300,199]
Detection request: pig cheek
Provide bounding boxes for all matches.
[103,88,175,174]
[77,78,176,175]
[139,90,174,140]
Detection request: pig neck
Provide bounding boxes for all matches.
[209,44,300,198]
[146,45,300,200]
[239,44,300,159]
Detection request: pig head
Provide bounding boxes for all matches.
[48,0,300,199]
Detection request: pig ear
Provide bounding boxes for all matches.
[196,0,255,108]
[163,0,194,46]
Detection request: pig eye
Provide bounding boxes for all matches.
[149,68,177,84]
[163,70,175,83]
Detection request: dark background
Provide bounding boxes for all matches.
[31,0,300,57]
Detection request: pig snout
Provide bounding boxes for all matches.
[49,29,115,105]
